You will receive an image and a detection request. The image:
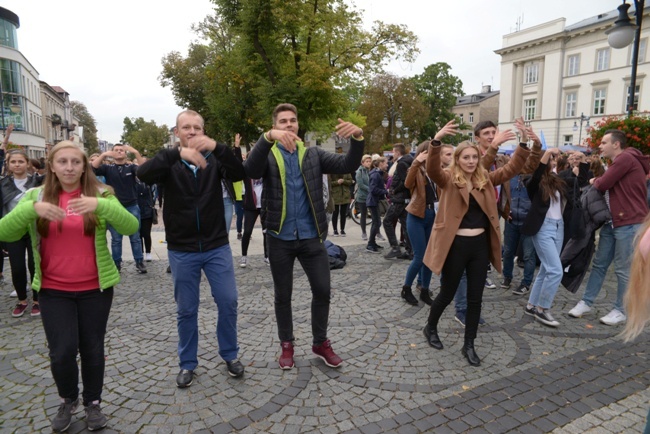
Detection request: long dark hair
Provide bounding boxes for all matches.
[539,163,566,203]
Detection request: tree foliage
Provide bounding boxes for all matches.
[160,0,419,143]
[410,62,464,141]
[121,117,170,157]
[586,113,650,154]
[357,73,429,152]
[70,101,99,154]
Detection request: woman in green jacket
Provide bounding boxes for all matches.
[329,172,353,236]
[0,141,138,433]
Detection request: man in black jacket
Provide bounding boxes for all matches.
[244,103,364,370]
[383,143,413,261]
[137,110,246,387]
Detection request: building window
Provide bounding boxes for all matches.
[524,99,536,121]
[594,89,606,115]
[469,112,474,123]
[468,132,474,142]
[459,113,464,123]
[567,55,580,76]
[596,48,610,71]
[564,135,573,146]
[524,63,539,84]
[624,84,641,111]
[630,38,647,64]
[565,92,577,117]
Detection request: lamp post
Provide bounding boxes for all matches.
[572,113,590,145]
[606,0,645,117]
[381,105,403,144]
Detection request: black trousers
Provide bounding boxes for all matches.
[39,287,113,405]
[427,233,489,340]
[383,202,410,250]
[267,236,330,345]
[7,235,36,302]
[332,204,348,232]
[368,205,381,246]
[140,218,153,253]
[241,208,267,257]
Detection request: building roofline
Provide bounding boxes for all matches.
[0,7,19,29]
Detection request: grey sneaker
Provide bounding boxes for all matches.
[512,283,530,295]
[84,403,108,431]
[51,398,80,432]
[240,256,248,268]
[361,233,367,241]
[135,261,147,274]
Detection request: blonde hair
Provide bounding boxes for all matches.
[448,141,488,190]
[361,154,372,163]
[621,216,650,342]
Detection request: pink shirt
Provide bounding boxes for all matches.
[40,189,99,291]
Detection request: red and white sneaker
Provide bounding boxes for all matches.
[279,341,294,370]
[312,339,343,368]
[12,303,28,318]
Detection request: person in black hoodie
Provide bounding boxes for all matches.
[383,143,413,260]
[366,157,388,253]
[137,110,246,387]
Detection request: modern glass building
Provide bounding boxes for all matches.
[0,7,24,132]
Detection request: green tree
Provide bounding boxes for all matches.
[357,73,429,152]
[70,101,99,154]
[410,62,464,141]
[160,0,419,142]
[121,117,170,157]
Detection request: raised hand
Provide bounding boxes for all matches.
[433,120,459,141]
[268,129,301,153]
[335,119,363,139]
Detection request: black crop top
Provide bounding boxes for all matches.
[459,193,489,229]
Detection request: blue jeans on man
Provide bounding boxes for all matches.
[581,222,640,312]
[108,204,143,265]
[503,220,536,286]
[168,244,239,369]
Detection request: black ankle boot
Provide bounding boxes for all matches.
[419,288,433,306]
[461,339,481,366]
[423,326,443,349]
[401,286,419,306]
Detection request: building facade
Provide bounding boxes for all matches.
[452,85,500,142]
[495,5,650,147]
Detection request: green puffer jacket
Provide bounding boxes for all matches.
[0,187,139,291]
[329,173,353,205]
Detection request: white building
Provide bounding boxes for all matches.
[496,5,650,147]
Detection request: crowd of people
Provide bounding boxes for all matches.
[1,106,649,432]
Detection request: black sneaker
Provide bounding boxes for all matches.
[135,261,147,274]
[237,232,242,240]
[524,305,536,317]
[51,398,80,432]
[226,359,245,378]
[501,277,512,289]
[166,265,172,273]
[534,309,560,327]
[365,245,380,254]
[176,369,194,388]
[384,247,402,260]
[512,283,530,295]
[84,403,108,431]
[115,262,121,273]
[455,310,466,327]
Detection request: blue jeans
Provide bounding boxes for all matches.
[108,204,142,263]
[223,196,234,234]
[503,221,536,286]
[168,245,239,369]
[529,218,564,309]
[235,200,244,233]
[582,222,640,312]
[404,210,434,289]
[453,272,468,312]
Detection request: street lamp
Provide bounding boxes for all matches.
[606,0,645,117]
[381,105,403,143]
[572,113,590,145]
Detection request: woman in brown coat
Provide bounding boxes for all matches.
[422,121,530,366]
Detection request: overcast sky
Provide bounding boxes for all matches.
[5,0,619,144]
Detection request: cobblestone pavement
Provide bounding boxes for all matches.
[1,225,648,433]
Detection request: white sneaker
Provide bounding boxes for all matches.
[10,290,17,297]
[377,233,385,241]
[240,256,248,268]
[264,257,270,266]
[145,253,152,262]
[568,300,592,318]
[599,309,626,326]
